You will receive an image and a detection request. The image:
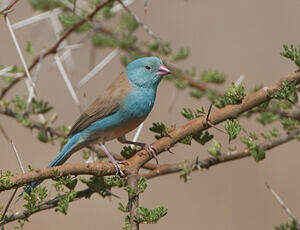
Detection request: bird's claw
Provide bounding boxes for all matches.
[144,145,159,164]
[112,161,125,177]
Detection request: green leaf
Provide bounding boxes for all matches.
[200,70,226,84]
[138,177,147,193]
[134,206,168,224]
[31,98,53,114]
[207,140,221,157]
[213,83,246,108]
[37,130,49,143]
[147,41,172,55]
[192,131,213,145]
[29,0,64,11]
[118,34,137,49]
[120,146,139,159]
[179,161,192,182]
[55,190,77,215]
[256,112,279,125]
[189,89,205,99]
[120,13,139,32]
[26,41,33,54]
[105,175,126,187]
[93,33,118,47]
[59,12,91,32]
[272,80,298,104]
[172,47,190,61]
[275,217,298,230]
[15,220,26,229]
[224,119,242,141]
[280,117,299,131]
[100,1,115,19]
[0,170,14,188]
[149,122,170,139]
[118,202,128,213]
[242,138,265,162]
[12,96,26,110]
[280,44,300,68]
[181,107,205,120]
[53,175,78,191]
[23,186,48,214]
[179,135,192,145]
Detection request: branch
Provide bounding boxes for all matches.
[0,0,114,99]
[141,128,299,179]
[127,173,139,230]
[266,106,300,121]
[1,188,94,225]
[0,71,299,192]
[2,129,298,226]
[265,183,300,228]
[0,0,20,14]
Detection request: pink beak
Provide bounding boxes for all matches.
[156,65,171,77]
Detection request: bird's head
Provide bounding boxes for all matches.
[126,57,171,88]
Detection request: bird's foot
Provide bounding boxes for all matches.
[111,161,125,177]
[144,145,159,164]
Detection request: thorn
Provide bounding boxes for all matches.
[205,103,228,136]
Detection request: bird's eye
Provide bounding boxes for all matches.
[145,66,151,70]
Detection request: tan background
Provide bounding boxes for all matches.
[0,0,300,229]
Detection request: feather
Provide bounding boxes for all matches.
[68,73,132,137]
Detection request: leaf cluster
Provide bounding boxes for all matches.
[224,119,242,141]
[23,186,48,214]
[134,206,168,224]
[213,83,246,108]
[280,44,300,68]
[0,170,14,188]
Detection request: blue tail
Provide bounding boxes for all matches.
[19,134,81,198]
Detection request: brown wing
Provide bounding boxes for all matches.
[68,73,132,137]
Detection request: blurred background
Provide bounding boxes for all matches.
[0,0,299,229]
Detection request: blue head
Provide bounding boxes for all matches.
[126,57,171,89]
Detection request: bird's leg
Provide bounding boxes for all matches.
[99,143,125,176]
[117,136,159,164]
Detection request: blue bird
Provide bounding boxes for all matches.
[21,57,171,195]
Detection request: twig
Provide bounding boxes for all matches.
[265,183,299,226]
[0,66,13,76]
[142,128,299,179]
[111,0,135,13]
[0,123,25,225]
[0,0,115,99]
[54,54,82,111]
[78,48,120,88]
[127,174,139,230]
[117,0,159,41]
[1,188,95,225]
[5,16,36,93]
[0,0,20,14]
[11,9,62,30]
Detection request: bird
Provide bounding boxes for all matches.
[21,56,171,195]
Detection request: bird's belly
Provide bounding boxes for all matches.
[90,116,146,142]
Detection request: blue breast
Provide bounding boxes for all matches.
[122,88,156,118]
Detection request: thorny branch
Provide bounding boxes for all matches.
[1,188,95,225]
[142,128,299,179]
[1,127,299,226]
[0,0,115,99]
[0,2,218,99]
[0,70,299,192]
